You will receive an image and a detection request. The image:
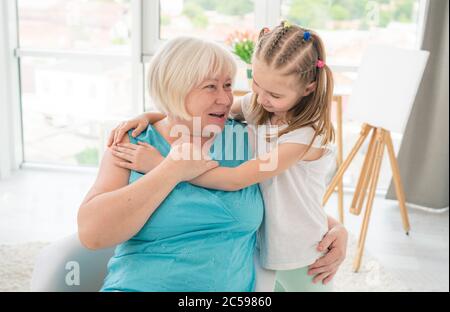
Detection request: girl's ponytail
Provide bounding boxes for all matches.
[313,62,335,145]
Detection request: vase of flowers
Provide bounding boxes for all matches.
[226,30,257,88]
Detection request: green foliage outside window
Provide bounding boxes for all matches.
[182,3,209,28]
[285,0,417,30]
[75,147,99,166]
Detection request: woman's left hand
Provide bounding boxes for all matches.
[308,223,348,285]
[111,142,164,174]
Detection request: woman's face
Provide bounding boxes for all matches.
[182,73,233,136]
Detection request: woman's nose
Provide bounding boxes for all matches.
[216,88,232,106]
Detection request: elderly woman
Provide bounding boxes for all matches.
[77,37,347,292]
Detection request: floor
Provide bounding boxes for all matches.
[0,168,448,292]
[325,192,449,292]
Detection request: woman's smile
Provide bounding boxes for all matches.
[207,111,228,124]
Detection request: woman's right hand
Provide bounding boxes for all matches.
[107,114,150,147]
[163,142,219,182]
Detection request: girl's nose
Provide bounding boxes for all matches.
[258,93,269,106]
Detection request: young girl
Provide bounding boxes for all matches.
[108,22,337,292]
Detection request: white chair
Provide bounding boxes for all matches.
[30,234,114,292]
[30,234,276,292]
[323,45,429,272]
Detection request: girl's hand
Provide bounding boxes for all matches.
[308,224,348,285]
[111,142,164,174]
[107,114,150,147]
[164,142,219,182]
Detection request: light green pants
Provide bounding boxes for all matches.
[274,266,333,292]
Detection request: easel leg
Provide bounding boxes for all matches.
[324,124,373,205]
[357,136,381,249]
[354,129,385,272]
[385,131,411,235]
[351,128,377,216]
[336,96,344,223]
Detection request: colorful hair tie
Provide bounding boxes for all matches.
[316,60,325,69]
[303,31,311,42]
[263,27,271,34]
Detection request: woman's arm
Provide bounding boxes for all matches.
[191,143,309,191]
[78,138,218,250]
[78,140,181,250]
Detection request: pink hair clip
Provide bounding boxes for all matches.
[263,27,271,34]
[316,60,325,69]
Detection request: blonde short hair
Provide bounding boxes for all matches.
[147,36,237,120]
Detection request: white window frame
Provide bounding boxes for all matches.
[0,0,22,178]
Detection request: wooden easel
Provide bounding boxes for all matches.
[323,123,411,272]
[334,95,344,224]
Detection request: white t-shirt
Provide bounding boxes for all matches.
[238,93,336,270]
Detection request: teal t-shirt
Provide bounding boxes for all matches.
[101,119,264,292]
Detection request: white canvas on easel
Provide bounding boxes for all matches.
[347,45,430,134]
[324,45,429,272]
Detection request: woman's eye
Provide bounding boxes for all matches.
[271,94,281,99]
[205,85,216,90]
[224,83,232,89]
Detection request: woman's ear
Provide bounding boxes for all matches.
[303,82,317,97]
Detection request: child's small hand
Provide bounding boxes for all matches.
[107,114,150,147]
[164,142,219,182]
[111,142,164,174]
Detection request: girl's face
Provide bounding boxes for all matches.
[251,58,315,116]
[182,74,233,136]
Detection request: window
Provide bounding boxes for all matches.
[6,0,428,191]
[160,0,256,42]
[18,0,132,53]
[281,0,423,65]
[16,0,135,167]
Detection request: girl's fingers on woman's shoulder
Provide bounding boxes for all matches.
[115,130,128,144]
[111,149,132,161]
[118,143,139,150]
[113,121,130,143]
[114,161,134,170]
[113,129,121,145]
[106,130,115,147]
[137,141,154,149]
[132,124,147,137]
